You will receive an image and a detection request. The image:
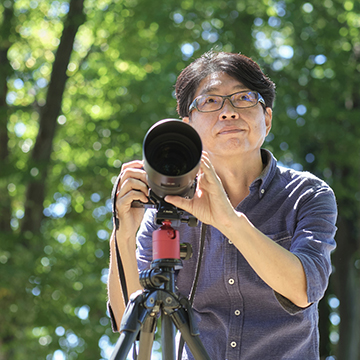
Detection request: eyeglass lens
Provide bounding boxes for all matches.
[196,91,260,112]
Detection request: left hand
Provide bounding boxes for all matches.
[165,152,237,232]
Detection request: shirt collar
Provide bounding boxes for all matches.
[250,149,277,199]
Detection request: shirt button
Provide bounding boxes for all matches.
[228,239,233,245]
[230,341,237,348]
[228,278,235,285]
[235,310,241,316]
[261,189,265,194]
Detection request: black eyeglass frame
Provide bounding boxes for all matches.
[188,90,266,113]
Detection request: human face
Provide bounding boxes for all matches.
[182,72,272,160]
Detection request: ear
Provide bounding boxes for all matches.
[182,117,190,124]
[264,108,272,136]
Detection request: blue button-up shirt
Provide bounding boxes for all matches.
[136,149,337,360]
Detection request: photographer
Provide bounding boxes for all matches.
[107,51,337,359]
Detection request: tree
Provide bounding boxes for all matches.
[0,0,359,359]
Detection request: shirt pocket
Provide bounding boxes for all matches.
[266,230,292,250]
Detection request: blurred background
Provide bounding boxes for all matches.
[0,0,359,359]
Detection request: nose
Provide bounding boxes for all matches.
[219,98,239,120]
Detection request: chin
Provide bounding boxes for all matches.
[224,138,245,149]
[216,144,247,157]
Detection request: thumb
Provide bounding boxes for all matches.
[164,195,192,213]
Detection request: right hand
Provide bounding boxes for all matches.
[115,160,149,240]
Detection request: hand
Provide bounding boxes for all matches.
[165,152,236,232]
[115,160,149,240]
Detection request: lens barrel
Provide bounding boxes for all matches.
[143,119,202,199]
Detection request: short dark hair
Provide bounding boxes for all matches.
[175,51,276,118]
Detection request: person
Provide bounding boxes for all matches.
[107,51,337,360]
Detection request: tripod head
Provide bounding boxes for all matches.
[148,189,198,228]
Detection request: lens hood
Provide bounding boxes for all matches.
[143,119,202,199]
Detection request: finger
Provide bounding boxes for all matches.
[201,150,210,162]
[116,187,149,213]
[118,160,146,186]
[118,178,149,200]
[199,157,219,185]
[200,153,216,172]
[117,189,149,209]
[119,167,148,184]
[117,168,148,193]
[120,160,144,170]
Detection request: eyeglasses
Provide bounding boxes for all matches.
[188,90,266,113]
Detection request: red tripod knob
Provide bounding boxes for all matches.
[152,220,180,260]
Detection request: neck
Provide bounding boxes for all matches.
[209,150,264,207]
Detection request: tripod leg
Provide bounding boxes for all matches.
[161,313,176,360]
[170,308,211,360]
[110,331,138,360]
[110,293,150,360]
[137,315,157,360]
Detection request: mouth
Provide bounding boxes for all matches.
[218,127,244,135]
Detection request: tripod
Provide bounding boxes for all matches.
[109,220,211,360]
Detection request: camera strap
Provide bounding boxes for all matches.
[111,173,121,231]
[114,236,129,305]
[177,222,207,360]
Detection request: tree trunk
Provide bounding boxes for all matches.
[0,4,14,233]
[21,0,85,234]
[319,288,331,359]
[332,214,360,360]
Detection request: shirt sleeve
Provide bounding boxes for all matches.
[289,181,337,307]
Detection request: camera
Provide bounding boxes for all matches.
[136,119,202,227]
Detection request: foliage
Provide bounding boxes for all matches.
[1,0,360,359]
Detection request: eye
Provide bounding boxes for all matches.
[197,95,220,108]
[204,96,219,104]
[234,92,256,102]
[241,93,252,101]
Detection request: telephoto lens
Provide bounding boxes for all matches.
[143,119,202,199]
